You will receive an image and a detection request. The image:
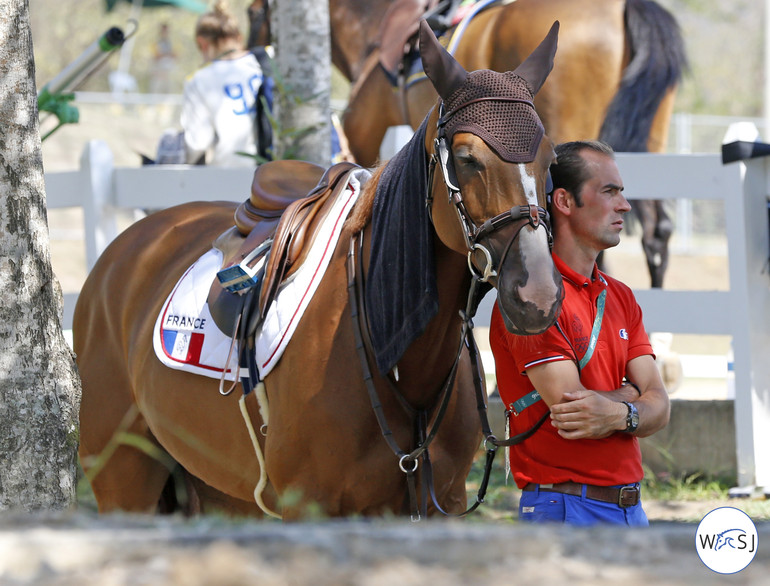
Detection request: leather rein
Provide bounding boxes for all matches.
[347,98,554,521]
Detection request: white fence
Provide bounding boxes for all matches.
[45,140,770,489]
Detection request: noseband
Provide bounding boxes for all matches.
[428,100,553,283]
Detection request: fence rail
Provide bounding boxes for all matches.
[45,140,770,489]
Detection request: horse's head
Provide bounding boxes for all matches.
[420,20,564,335]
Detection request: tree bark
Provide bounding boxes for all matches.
[272,0,332,165]
[0,0,81,511]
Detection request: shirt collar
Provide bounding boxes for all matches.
[552,253,607,291]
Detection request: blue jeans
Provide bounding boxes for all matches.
[518,484,649,526]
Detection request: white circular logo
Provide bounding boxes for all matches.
[696,507,758,574]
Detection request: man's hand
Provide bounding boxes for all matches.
[549,390,627,439]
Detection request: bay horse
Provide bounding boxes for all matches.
[75,21,564,519]
[299,0,685,288]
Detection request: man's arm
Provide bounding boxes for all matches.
[623,354,670,437]
[526,354,668,439]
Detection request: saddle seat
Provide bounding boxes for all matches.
[234,158,327,235]
[208,159,360,339]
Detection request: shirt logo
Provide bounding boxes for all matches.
[571,313,589,353]
[619,328,629,340]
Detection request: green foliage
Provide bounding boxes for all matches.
[641,467,729,501]
[640,443,731,501]
[655,0,763,117]
[276,488,328,521]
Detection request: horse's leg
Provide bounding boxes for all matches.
[78,384,175,514]
[630,199,672,289]
[649,199,673,288]
[641,87,678,288]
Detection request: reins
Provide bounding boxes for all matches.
[347,232,466,521]
[347,233,550,520]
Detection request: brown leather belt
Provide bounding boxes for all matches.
[523,482,640,508]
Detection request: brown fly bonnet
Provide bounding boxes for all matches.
[423,20,559,164]
[439,70,544,163]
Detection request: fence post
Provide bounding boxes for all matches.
[80,140,118,270]
[731,156,770,491]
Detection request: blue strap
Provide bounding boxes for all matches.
[511,390,542,416]
[510,289,607,415]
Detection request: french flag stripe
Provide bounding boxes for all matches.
[187,332,205,363]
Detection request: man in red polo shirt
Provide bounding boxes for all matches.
[490,140,670,526]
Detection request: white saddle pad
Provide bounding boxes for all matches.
[152,167,371,381]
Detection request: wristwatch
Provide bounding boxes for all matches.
[622,401,639,433]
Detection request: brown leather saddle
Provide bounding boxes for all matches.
[207,159,360,340]
[378,0,479,78]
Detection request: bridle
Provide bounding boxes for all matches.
[347,96,556,520]
[428,99,554,283]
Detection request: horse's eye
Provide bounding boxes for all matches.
[454,149,483,172]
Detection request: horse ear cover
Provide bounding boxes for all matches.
[418,20,560,164]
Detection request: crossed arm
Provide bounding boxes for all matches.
[525,354,670,440]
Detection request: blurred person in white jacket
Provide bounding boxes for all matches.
[181,0,273,167]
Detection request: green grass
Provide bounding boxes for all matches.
[641,469,728,501]
[77,444,770,522]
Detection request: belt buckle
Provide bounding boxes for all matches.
[618,486,639,508]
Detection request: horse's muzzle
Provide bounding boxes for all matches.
[492,226,564,335]
[497,285,563,335]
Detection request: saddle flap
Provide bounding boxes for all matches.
[259,161,360,317]
[207,219,279,337]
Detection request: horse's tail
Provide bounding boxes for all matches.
[598,0,687,152]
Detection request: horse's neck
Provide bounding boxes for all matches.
[393,236,471,405]
[329,0,392,81]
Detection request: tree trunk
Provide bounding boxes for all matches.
[0,0,81,511]
[272,0,332,165]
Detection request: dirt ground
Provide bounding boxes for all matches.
[0,512,767,585]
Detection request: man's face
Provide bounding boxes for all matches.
[571,150,631,250]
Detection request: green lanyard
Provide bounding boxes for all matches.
[578,288,606,369]
[510,288,607,415]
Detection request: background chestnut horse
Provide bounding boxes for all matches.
[75,21,563,519]
[248,0,686,288]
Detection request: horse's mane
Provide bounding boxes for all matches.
[344,163,388,234]
[598,0,687,151]
[361,117,438,375]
